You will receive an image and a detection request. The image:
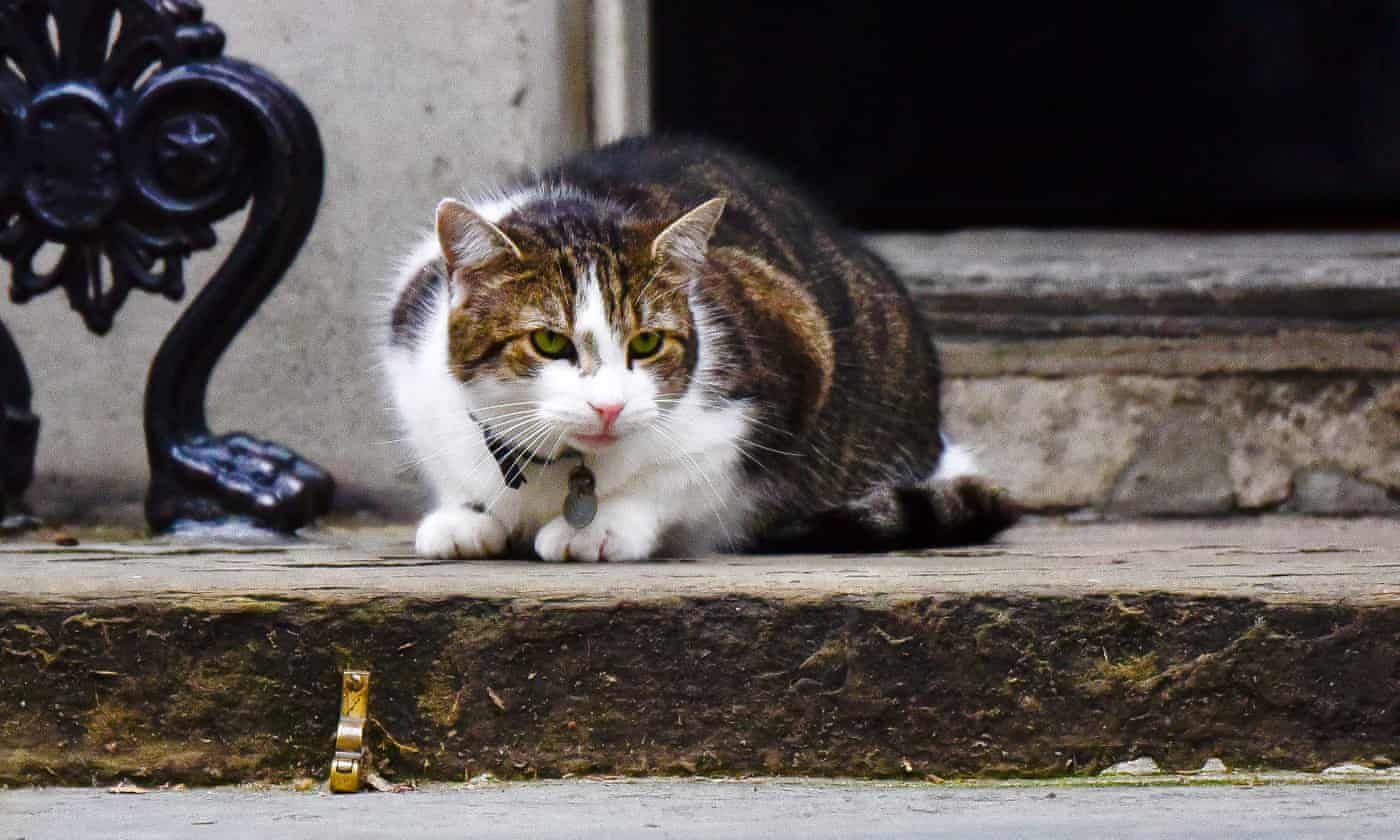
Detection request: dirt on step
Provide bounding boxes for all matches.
[2,593,1397,785]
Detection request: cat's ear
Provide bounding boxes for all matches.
[435,199,523,276]
[651,197,726,268]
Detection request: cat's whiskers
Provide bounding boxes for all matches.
[445,414,553,490]
[372,434,419,446]
[653,394,799,445]
[481,422,561,516]
[470,407,544,427]
[723,438,775,477]
[640,283,688,312]
[393,440,455,472]
[471,399,545,412]
[469,412,550,446]
[498,421,559,488]
[734,438,804,458]
[631,271,666,310]
[645,423,733,543]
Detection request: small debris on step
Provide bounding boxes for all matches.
[1322,762,1377,776]
[292,777,317,792]
[0,513,42,534]
[54,534,79,547]
[108,780,150,794]
[1100,757,1161,777]
[873,626,914,646]
[364,771,413,792]
[1199,758,1229,774]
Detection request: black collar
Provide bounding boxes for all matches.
[471,411,579,489]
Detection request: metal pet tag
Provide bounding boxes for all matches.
[563,464,597,529]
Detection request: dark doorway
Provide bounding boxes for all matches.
[652,3,1400,229]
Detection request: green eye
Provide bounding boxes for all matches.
[530,329,572,358]
[628,331,663,359]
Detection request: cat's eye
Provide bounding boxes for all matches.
[628,331,663,359]
[530,329,573,358]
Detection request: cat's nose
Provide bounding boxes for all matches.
[588,402,625,430]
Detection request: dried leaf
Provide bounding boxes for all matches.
[486,686,507,712]
[108,780,150,795]
[364,772,416,793]
[873,627,914,646]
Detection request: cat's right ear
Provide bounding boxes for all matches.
[651,197,726,269]
[435,199,523,279]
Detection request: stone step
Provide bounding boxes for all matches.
[867,231,1400,517]
[2,519,1397,786]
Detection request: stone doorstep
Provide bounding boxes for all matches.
[2,518,1398,787]
[862,230,1400,519]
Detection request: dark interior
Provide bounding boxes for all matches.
[652,3,1400,229]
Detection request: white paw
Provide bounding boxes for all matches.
[533,503,659,562]
[415,506,508,558]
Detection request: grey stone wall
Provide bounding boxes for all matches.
[8,1,588,523]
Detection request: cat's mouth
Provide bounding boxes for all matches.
[571,431,619,450]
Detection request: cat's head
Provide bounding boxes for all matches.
[436,193,725,456]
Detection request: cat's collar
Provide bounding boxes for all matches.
[470,410,579,489]
[471,411,598,529]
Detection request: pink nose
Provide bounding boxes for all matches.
[588,402,625,430]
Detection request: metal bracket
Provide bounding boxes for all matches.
[329,670,370,793]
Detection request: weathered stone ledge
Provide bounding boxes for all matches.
[2,520,1397,786]
[870,230,1400,338]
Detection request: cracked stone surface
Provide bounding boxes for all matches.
[1,519,1398,786]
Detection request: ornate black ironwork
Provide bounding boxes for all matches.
[0,0,333,531]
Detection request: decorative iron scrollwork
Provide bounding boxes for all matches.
[0,0,333,531]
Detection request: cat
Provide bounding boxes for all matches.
[383,137,1017,561]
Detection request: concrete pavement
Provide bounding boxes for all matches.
[5,779,1400,839]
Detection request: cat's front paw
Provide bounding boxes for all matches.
[415,506,508,558]
[533,503,659,562]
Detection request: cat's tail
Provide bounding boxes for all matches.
[751,446,1021,553]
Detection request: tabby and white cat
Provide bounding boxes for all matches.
[383,138,1016,560]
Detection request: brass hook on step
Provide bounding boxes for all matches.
[330,670,370,793]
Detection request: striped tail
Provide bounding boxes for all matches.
[752,475,1021,554]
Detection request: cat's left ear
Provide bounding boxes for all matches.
[651,197,726,269]
[436,199,523,278]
